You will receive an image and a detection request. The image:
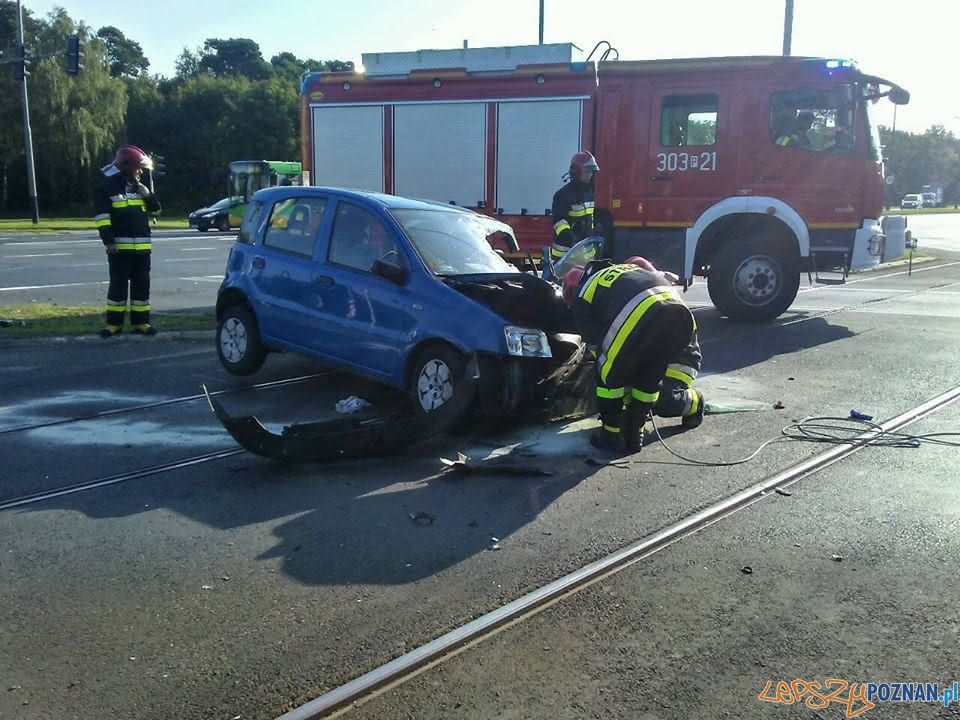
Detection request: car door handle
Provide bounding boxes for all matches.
[650,175,671,182]
[314,275,335,287]
[251,256,266,269]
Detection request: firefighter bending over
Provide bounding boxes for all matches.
[94,145,161,337]
[562,256,704,453]
[551,151,599,262]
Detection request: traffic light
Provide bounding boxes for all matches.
[151,155,166,178]
[12,44,29,82]
[65,35,82,76]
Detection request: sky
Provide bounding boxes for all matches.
[22,0,960,135]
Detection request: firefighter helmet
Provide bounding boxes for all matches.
[570,150,599,175]
[625,256,657,271]
[562,265,586,307]
[113,145,153,175]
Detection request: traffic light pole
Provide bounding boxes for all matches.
[16,0,39,224]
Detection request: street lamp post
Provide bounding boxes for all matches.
[782,0,794,56]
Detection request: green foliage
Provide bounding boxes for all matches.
[881,124,960,207]
[96,25,150,77]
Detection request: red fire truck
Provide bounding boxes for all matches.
[299,44,909,321]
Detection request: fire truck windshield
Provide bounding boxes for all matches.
[864,95,883,162]
[391,209,519,277]
[770,85,856,154]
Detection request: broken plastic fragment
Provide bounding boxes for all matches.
[741,566,753,574]
[409,511,435,525]
[335,396,372,414]
[831,554,844,562]
[849,409,873,421]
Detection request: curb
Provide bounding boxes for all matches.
[851,254,937,274]
[0,329,215,349]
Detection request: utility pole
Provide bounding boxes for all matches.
[539,0,544,45]
[16,0,39,223]
[782,0,794,56]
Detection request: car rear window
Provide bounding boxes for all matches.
[237,201,263,245]
[264,197,327,257]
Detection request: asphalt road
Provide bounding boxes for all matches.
[0,212,957,311]
[1,230,960,719]
[0,228,234,310]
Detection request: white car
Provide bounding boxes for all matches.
[901,194,924,209]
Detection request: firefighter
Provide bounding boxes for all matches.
[621,256,705,430]
[550,151,599,262]
[94,145,161,337]
[562,257,699,453]
[775,110,814,148]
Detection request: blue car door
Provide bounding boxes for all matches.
[309,200,419,380]
[248,196,329,349]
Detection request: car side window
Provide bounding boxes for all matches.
[328,202,400,273]
[263,197,327,257]
[238,201,263,245]
[661,94,717,147]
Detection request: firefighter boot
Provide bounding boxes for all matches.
[681,390,705,429]
[133,324,158,336]
[623,403,652,454]
[99,325,122,338]
[590,425,623,452]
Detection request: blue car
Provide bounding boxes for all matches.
[215,187,579,418]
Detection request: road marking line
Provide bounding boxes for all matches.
[181,247,217,251]
[178,275,223,282]
[5,252,73,258]
[0,280,108,292]
[799,260,960,293]
[163,257,213,263]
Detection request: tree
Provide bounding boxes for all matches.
[96,25,149,77]
[198,38,271,80]
[174,46,201,78]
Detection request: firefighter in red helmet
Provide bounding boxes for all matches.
[562,255,703,453]
[550,150,599,262]
[93,145,161,337]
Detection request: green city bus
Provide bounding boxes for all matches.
[228,160,303,227]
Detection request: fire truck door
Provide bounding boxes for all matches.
[645,87,731,228]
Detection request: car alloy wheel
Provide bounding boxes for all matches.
[416,358,454,412]
[220,317,248,364]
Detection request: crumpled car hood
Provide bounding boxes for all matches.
[443,273,575,334]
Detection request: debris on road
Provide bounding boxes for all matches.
[773,401,786,409]
[440,453,554,477]
[741,566,753,574]
[832,554,844,562]
[409,511,436,525]
[775,488,792,497]
[849,409,874,421]
[335,396,372,414]
[488,543,502,551]
[201,585,213,590]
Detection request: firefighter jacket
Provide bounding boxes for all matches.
[93,168,161,250]
[571,260,699,383]
[550,180,595,257]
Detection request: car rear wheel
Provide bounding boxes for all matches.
[409,345,474,423]
[217,215,231,232]
[707,235,801,322]
[217,305,267,376]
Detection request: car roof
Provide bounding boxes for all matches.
[251,185,473,213]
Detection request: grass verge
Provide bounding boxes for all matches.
[0,304,214,338]
[883,207,960,216]
[0,218,189,231]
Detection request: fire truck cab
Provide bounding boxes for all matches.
[300,44,909,321]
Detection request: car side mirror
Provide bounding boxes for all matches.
[372,259,408,285]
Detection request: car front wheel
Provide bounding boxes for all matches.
[217,305,267,375]
[217,215,231,232]
[409,345,474,424]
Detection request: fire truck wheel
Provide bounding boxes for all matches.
[707,236,800,322]
[217,304,267,376]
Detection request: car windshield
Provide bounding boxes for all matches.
[390,209,519,276]
[905,195,920,201]
[208,198,231,210]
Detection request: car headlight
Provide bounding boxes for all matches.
[504,326,552,358]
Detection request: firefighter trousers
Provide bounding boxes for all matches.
[106,251,151,327]
[594,300,694,437]
[654,377,702,419]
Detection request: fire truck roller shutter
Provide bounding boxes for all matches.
[496,100,582,216]
[394,103,486,208]
[311,106,384,192]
